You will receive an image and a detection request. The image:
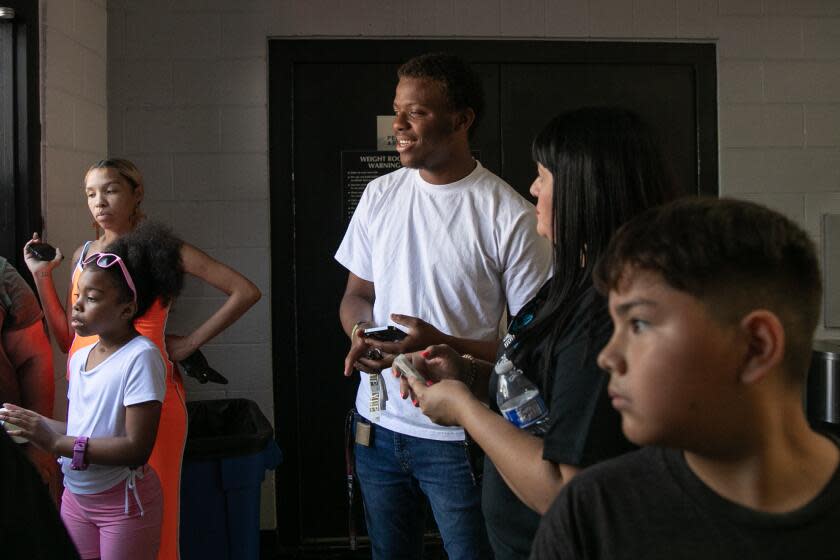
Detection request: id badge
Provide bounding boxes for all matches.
[355,420,371,447]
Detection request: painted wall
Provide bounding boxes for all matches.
[39,0,840,532]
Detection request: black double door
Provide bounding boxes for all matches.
[269,39,716,546]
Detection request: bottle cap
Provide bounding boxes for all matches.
[494,356,513,375]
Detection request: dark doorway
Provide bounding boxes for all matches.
[0,1,40,270]
[268,38,717,548]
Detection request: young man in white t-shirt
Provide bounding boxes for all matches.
[336,52,551,559]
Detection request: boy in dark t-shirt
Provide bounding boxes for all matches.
[531,198,840,560]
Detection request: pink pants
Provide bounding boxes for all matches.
[61,467,163,560]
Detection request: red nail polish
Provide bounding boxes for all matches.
[426,380,434,387]
[412,399,418,406]
[421,351,431,358]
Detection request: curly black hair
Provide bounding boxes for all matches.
[84,220,184,319]
[397,52,484,137]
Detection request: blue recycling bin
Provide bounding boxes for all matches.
[180,399,282,560]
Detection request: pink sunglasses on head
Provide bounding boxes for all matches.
[82,252,137,303]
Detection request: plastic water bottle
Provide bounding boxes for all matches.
[495,356,549,435]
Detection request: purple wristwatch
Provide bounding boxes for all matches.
[71,436,89,471]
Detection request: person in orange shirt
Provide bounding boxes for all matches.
[24,158,261,559]
[0,256,55,488]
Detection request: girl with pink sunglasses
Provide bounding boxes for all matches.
[2,224,182,559]
[22,158,261,559]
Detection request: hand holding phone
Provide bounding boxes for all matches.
[363,325,408,342]
[27,242,57,262]
[179,349,229,385]
[392,354,426,383]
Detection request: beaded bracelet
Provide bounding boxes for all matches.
[462,354,477,390]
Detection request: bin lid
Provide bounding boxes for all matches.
[813,340,840,359]
[185,398,274,460]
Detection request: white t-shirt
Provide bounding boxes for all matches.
[61,335,166,494]
[335,161,552,440]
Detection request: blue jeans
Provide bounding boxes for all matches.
[354,416,491,560]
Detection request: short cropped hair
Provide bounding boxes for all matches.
[398,52,484,137]
[594,197,822,379]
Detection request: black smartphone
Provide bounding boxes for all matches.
[28,242,57,261]
[363,325,408,342]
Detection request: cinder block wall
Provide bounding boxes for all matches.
[39,0,108,421]
[107,0,272,416]
[40,0,840,532]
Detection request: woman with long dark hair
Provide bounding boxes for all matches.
[401,107,681,559]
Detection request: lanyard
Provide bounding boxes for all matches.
[368,372,388,420]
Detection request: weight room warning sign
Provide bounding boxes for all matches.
[341,151,402,223]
